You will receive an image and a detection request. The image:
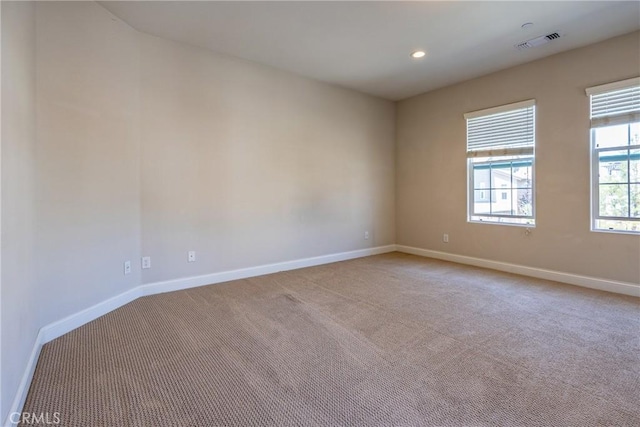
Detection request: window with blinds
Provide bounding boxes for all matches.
[465,100,536,226]
[587,77,640,234]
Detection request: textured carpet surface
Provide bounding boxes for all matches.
[23,253,640,426]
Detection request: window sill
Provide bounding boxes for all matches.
[468,219,536,228]
[591,228,640,236]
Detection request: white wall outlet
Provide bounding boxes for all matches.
[188,251,196,262]
[364,231,370,240]
[443,233,449,243]
[141,256,151,269]
[124,261,131,275]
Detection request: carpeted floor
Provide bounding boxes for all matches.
[23,253,640,426]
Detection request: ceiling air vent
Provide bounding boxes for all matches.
[515,32,561,50]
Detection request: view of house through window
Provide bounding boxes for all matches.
[465,100,535,225]
[472,159,533,219]
[588,78,640,233]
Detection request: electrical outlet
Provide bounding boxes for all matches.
[188,251,196,262]
[141,256,151,269]
[124,261,131,275]
[364,231,370,240]
[443,233,449,243]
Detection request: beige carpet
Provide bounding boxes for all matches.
[23,253,640,426]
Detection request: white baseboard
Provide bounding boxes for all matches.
[4,330,44,427]
[396,245,640,297]
[41,287,143,343]
[3,244,395,427]
[140,245,397,296]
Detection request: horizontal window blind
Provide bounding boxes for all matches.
[588,78,640,128]
[466,101,535,158]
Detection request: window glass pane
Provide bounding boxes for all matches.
[492,190,511,215]
[469,155,534,224]
[631,184,640,218]
[514,189,533,216]
[599,184,629,217]
[473,190,490,214]
[490,162,511,189]
[473,166,490,189]
[513,163,533,188]
[598,150,628,183]
[630,149,640,183]
[594,124,629,149]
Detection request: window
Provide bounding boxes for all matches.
[465,100,535,225]
[587,77,640,234]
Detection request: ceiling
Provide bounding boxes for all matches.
[100,1,640,101]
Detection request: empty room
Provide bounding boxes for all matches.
[2,1,639,426]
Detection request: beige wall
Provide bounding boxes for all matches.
[1,1,38,418]
[30,0,395,328]
[396,31,640,284]
[139,33,395,283]
[35,1,142,327]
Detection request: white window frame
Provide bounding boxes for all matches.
[465,100,536,226]
[587,77,640,234]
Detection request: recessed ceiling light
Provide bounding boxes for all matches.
[410,50,426,59]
